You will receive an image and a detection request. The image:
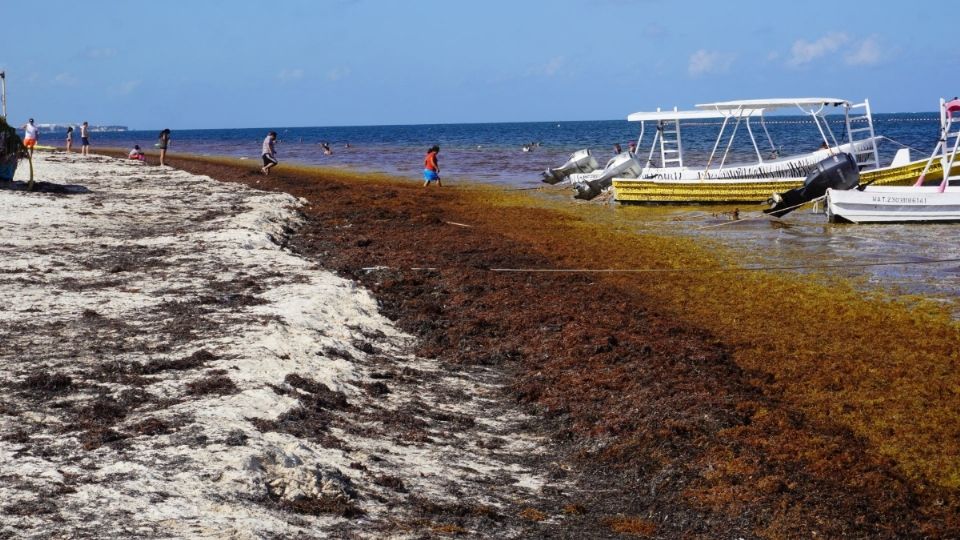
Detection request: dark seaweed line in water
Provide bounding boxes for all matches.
[361,257,960,274]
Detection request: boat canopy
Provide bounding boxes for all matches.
[626,109,761,122]
[629,97,879,175]
[696,97,850,113]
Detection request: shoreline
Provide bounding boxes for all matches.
[3,150,960,536]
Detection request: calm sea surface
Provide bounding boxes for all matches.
[86,113,940,187]
[86,113,959,317]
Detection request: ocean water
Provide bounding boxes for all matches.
[82,113,940,187]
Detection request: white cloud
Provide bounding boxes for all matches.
[277,68,304,82]
[643,23,666,38]
[524,57,566,78]
[327,67,350,82]
[766,51,780,62]
[85,48,117,59]
[112,80,141,96]
[53,72,79,86]
[788,33,849,66]
[845,36,881,66]
[688,49,734,77]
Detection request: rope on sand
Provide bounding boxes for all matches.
[697,197,826,229]
[488,257,960,274]
[360,257,960,275]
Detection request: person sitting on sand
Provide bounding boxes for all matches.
[157,129,171,166]
[21,119,39,154]
[261,131,279,175]
[423,145,442,187]
[128,145,145,161]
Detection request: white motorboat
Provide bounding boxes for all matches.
[826,186,960,223]
[557,98,897,202]
[824,97,960,223]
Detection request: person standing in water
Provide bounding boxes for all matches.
[423,145,441,187]
[157,129,171,166]
[80,121,90,156]
[65,126,74,153]
[261,131,278,175]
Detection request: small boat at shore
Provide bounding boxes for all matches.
[612,98,902,203]
[826,186,960,223]
[546,97,937,203]
[824,97,960,223]
[765,97,960,223]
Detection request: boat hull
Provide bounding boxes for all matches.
[613,160,958,204]
[826,186,960,223]
[0,162,16,181]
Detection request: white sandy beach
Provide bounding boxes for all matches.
[0,153,559,538]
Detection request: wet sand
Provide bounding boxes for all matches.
[3,150,960,537]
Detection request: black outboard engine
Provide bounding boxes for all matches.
[764,152,860,217]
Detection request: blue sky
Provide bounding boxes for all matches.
[2,0,956,129]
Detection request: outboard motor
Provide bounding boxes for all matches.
[573,152,642,200]
[765,152,860,217]
[542,149,600,184]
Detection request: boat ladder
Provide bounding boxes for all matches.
[659,107,683,168]
[914,97,960,191]
[845,99,880,169]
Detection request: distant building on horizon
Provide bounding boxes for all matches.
[36,123,128,133]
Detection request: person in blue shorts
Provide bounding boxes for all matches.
[423,145,441,187]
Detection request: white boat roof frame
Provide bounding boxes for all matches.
[629,97,872,175]
[696,97,851,113]
[626,109,762,122]
[627,106,779,172]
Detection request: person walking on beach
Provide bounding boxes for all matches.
[261,131,278,175]
[80,121,90,156]
[157,129,171,166]
[65,126,74,153]
[21,119,39,155]
[423,145,441,187]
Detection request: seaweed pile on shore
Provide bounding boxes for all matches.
[160,152,960,537]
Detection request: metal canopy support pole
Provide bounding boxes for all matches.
[914,98,948,187]
[646,122,660,168]
[718,111,745,170]
[704,115,730,175]
[821,113,840,148]
[0,71,6,119]
[636,121,648,174]
[760,114,776,155]
[674,109,684,168]
[745,116,763,164]
[810,114,831,150]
